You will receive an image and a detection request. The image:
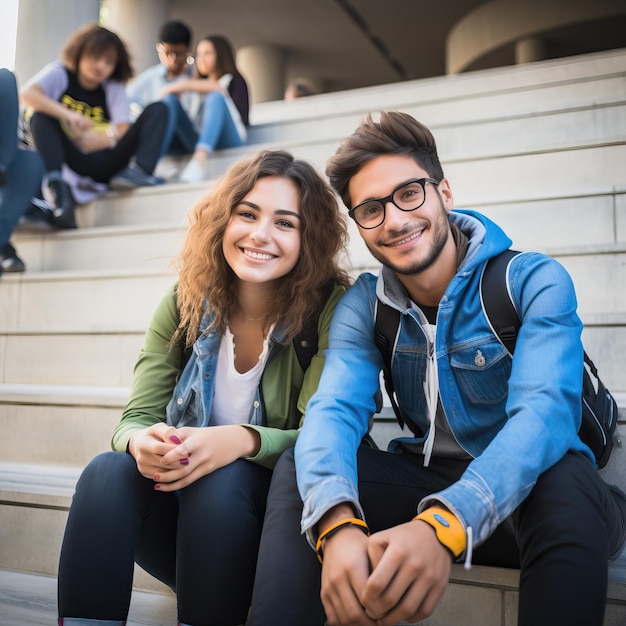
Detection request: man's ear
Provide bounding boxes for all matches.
[438,178,454,212]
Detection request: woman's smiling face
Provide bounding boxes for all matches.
[222,176,302,286]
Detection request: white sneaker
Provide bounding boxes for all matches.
[178,159,207,184]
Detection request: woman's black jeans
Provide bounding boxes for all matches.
[57,451,272,625]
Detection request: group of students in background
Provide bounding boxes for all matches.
[0,18,250,275]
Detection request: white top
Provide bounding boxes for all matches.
[209,326,271,426]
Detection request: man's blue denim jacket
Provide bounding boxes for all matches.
[295,210,593,552]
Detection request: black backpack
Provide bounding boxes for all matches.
[374,250,619,468]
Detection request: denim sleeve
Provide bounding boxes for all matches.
[295,276,383,544]
[433,252,587,546]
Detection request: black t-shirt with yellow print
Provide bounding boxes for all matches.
[59,69,111,139]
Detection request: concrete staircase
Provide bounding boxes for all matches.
[1,47,625,624]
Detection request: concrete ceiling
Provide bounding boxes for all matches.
[171,0,626,93]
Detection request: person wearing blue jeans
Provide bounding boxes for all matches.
[160,35,249,183]
[0,68,44,275]
[161,90,245,158]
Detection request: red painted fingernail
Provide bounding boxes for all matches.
[169,435,182,444]
[154,484,161,490]
[153,474,161,481]
[179,458,189,466]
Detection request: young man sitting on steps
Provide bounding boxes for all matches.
[245,111,626,626]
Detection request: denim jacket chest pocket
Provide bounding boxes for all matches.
[391,345,429,411]
[449,341,511,405]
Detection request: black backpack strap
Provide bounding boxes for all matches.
[480,249,522,355]
[293,280,335,372]
[374,298,408,430]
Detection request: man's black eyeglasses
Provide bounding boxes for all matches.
[348,178,439,229]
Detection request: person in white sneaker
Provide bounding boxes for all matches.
[19,23,168,228]
[160,35,250,184]
[127,19,195,170]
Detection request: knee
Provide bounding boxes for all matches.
[202,90,227,112]
[76,451,136,493]
[160,92,178,109]
[140,101,168,123]
[0,68,17,95]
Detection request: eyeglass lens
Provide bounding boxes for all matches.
[352,180,429,228]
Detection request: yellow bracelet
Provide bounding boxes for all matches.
[413,506,466,558]
[315,517,370,564]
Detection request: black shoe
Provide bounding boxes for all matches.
[109,163,165,191]
[46,177,77,229]
[0,242,26,273]
[16,197,56,232]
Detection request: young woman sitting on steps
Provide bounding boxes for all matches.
[56,149,351,626]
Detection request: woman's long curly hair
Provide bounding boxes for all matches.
[173,150,352,347]
[61,23,133,84]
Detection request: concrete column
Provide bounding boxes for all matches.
[105,0,171,76]
[515,37,547,64]
[237,44,286,104]
[14,0,101,86]
[447,0,626,74]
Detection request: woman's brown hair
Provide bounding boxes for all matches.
[174,150,351,347]
[61,23,134,84]
[196,35,239,78]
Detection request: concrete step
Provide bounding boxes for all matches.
[249,48,626,133]
[9,183,626,273]
[0,310,624,395]
[0,376,624,466]
[0,330,143,387]
[1,563,624,626]
[0,569,176,626]
[0,384,127,466]
[0,241,626,333]
[12,222,186,273]
[0,269,173,331]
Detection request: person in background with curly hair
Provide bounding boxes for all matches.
[56,149,352,626]
[20,23,168,229]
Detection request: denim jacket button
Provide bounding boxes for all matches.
[474,349,486,367]
[253,401,260,409]
[204,372,210,378]
[177,397,183,406]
